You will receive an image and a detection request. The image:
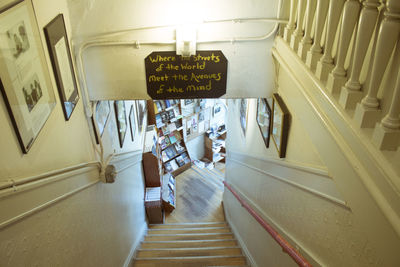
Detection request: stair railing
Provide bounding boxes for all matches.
[223,181,312,267]
[283,0,400,151]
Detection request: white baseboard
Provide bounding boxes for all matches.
[123,223,148,267]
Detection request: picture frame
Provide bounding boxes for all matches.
[213,103,222,117]
[271,93,290,158]
[95,101,110,137]
[256,98,272,148]
[0,0,56,153]
[136,100,147,136]
[43,14,79,121]
[114,100,127,148]
[128,104,136,142]
[239,99,248,137]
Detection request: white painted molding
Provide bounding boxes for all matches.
[228,152,349,209]
[0,161,100,191]
[228,151,330,178]
[124,223,148,267]
[225,212,258,267]
[272,36,400,238]
[110,150,143,174]
[224,183,323,267]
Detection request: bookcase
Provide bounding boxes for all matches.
[147,100,192,212]
[204,126,226,163]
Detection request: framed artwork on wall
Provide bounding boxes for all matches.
[239,99,248,137]
[114,100,127,148]
[43,14,79,121]
[95,100,110,137]
[0,0,56,153]
[256,98,272,148]
[271,93,290,158]
[128,104,136,142]
[136,100,147,136]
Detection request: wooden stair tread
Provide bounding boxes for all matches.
[148,227,231,234]
[149,222,227,229]
[137,247,242,257]
[133,255,247,267]
[140,239,238,249]
[144,233,234,241]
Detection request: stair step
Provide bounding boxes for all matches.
[148,227,231,234]
[137,247,242,258]
[140,239,238,249]
[133,255,247,266]
[149,222,227,229]
[144,233,234,242]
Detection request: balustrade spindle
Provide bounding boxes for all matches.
[298,0,318,60]
[326,0,361,94]
[284,0,299,42]
[306,0,330,71]
[372,67,400,150]
[354,0,400,128]
[315,0,346,82]
[290,0,307,51]
[339,0,381,109]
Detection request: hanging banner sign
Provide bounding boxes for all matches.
[145,51,227,99]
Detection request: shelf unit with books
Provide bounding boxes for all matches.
[147,99,192,184]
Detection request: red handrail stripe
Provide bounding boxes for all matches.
[223,181,312,267]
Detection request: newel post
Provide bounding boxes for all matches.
[354,0,400,128]
[284,0,299,42]
[298,0,318,60]
[290,0,307,51]
[326,0,361,95]
[306,0,330,71]
[315,0,346,82]
[339,0,381,109]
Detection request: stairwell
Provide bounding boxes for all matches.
[133,221,248,266]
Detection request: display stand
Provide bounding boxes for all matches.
[204,128,226,163]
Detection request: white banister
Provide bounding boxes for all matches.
[372,67,400,150]
[339,0,381,109]
[354,0,400,128]
[306,0,330,71]
[315,0,346,82]
[298,0,318,60]
[290,0,307,51]
[284,0,299,42]
[326,0,361,94]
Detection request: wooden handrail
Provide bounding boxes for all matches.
[223,181,312,267]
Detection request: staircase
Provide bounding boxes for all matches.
[133,222,249,266]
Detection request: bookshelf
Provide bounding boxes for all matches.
[147,100,193,212]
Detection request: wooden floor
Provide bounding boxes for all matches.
[165,163,226,223]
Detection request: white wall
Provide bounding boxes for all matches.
[66,0,281,100]
[223,59,400,266]
[0,0,147,266]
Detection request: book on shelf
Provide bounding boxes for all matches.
[145,187,161,202]
[164,161,173,173]
[168,132,178,144]
[169,176,175,187]
[159,135,171,150]
[173,106,181,117]
[160,112,169,123]
[170,159,179,170]
[174,120,182,129]
[165,100,171,108]
[174,140,186,154]
[175,155,185,167]
[167,109,175,120]
[161,125,170,135]
[163,146,177,160]
[155,113,164,128]
[181,152,191,164]
[168,123,177,133]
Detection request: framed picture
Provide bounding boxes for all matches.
[213,103,222,117]
[95,101,110,137]
[128,104,136,142]
[114,100,127,148]
[44,14,79,120]
[0,0,56,153]
[136,100,147,136]
[239,99,248,137]
[271,93,290,158]
[256,98,272,148]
